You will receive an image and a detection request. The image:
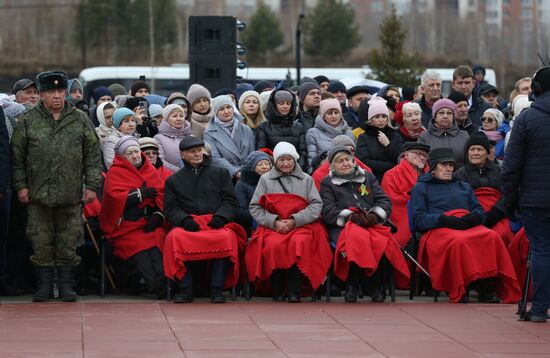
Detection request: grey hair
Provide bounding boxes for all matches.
[421,70,442,87]
[402,102,421,117]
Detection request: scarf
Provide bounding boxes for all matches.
[214,116,237,138]
[481,130,504,143]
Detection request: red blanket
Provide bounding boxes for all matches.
[381,159,427,246]
[474,187,513,246]
[100,154,166,260]
[157,165,173,182]
[334,217,410,283]
[163,214,247,288]
[508,228,531,298]
[245,193,332,289]
[418,209,521,303]
[312,159,372,191]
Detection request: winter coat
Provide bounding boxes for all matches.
[96,126,114,148]
[320,167,391,243]
[416,95,440,128]
[418,120,470,168]
[249,164,321,229]
[458,117,478,135]
[154,120,191,173]
[0,108,9,194]
[203,117,255,178]
[306,116,354,173]
[190,110,214,139]
[502,91,550,209]
[399,126,425,143]
[469,96,492,127]
[409,173,485,233]
[234,168,261,229]
[356,125,403,183]
[297,109,316,131]
[455,160,505,213]
[11,101,101,206]
[163,160,238,226]
[255,89,307,169]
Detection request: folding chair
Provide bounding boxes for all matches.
[83,219,116,297]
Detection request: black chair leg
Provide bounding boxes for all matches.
[231,285,237,301]
[100,237,105,298]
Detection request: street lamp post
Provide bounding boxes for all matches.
[296,13,305,86]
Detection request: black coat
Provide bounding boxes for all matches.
[320,168,391,243]
[297,109,316,131]
[502,91,550,209]
[469,96,492,127]
[455,161,505,213]
[458,117,479,135]
[356,125,403,183]
[256,89,307,169]
[234,168,261,227]
[164,161,239,226]
[416,95,440,128]
[0,108,9,194]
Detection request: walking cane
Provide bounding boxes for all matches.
[386,219,430,278]
[517,243,532,321]
[82,217,116,291]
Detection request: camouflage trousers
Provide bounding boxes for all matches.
[27,203,82,267]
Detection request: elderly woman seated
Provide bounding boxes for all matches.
[320,146,409,303]
[100,136,167,298]
[409,147,521,303]
[245,142,332,303]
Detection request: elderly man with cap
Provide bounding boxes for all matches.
[409,147,521,304]
[296,82,321,131]
[418,98,470,168]
[456,132,512,245]
[381,142,430,247]
[320,146,409,303]
[312,135,372,190]
[139,137,172,182]
[246,142,332,303]
[163,136,245,303]
[343,86,370,129]
[13,78,39,108]
[11,70,102,302]
[100,136,167,298]
[448,91,478,135]
[204,95,255,180]
[502,65,550,322]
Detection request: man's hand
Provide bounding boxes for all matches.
[83,189,97,204]
[18,188,30,204]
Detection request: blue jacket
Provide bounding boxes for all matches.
[409,173,485,233]
[0,108,9,194]
[502,91,550,209]
[203,116,255,178]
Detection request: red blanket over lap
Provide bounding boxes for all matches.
[163,214,247,288]
[100,154,166,260]
[508,228,531,298]
[418,209,521,303]
[245,193,332,289]
[334,219,410,283]
[381,160,427,246]
[474,187,513,246]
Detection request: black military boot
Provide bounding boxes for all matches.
[57,266,77,302]
[33,267,53,302]
[345,264,361,303]
[210,286,226,303]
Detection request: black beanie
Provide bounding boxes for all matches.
[448,91,468,104]
[428,147,455,172]
[465,131,490,154]
[314,75,329,85]
[533,67,550,94]
[130,80,150,96]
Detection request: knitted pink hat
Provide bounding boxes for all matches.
[431,99,456,119]
[319,98,341,119]
[162,104,185,121]
[367,96,389,120]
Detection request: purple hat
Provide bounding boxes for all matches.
[431,99,456,119]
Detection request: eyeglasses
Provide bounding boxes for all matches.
[481,117,494,123]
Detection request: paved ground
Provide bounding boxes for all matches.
[1,294,549,358]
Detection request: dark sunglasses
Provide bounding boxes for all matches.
[481,117,494,123]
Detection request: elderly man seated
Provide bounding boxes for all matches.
[409,147,521,303]
[381,142,431,247]
[245,142,332,303]
[455,132,513,246]
[320,146,409,303]
[100,136,167,298]
[163,136,246,304]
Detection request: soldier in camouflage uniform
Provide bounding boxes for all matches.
[10,71,101,302]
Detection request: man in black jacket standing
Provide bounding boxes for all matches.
[502,66,550,322]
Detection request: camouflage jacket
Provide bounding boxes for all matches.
[11,101,101,207]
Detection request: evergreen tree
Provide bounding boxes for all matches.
[303,0,360,64]
[241,3,285,65]
[368,6,425,88]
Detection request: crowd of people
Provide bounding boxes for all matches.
[1,64,549,322]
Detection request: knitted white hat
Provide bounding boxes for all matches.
[273,141,299,162]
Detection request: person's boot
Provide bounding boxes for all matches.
[287,265,301,303]
[478,279,500,303]
[173,281,194,304]
[270,270,284,301]
[345,264,361,303]
[57,266,77,302]
[210,286,226,303]
[33,267,53,302]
